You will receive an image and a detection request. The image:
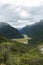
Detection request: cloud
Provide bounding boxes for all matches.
[0,4,18,22]
[0,4,30,22]
[30,6,43,22]
[9,20,35,29]
[16,7,30,20]
[0,0,43,7]
[0,0,43,28]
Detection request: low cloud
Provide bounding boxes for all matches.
[30,6,43,22]
[0,3,43,28]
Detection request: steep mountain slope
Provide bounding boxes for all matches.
[21,20,43,42]
[0,34,7,43]
[0,22,24,39]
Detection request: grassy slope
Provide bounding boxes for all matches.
[0,36,43,65]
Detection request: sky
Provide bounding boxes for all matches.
[0,0,43,29]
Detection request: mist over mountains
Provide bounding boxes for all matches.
[0,19,43,41]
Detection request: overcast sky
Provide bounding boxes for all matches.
[0,0,43,28]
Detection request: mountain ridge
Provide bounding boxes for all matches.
[21,20,43,42]
[0,22,24,39]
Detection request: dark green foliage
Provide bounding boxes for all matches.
[20,58,43,65]
[0,38,43,65]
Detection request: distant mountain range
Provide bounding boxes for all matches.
[0,22,24,39]
[21,20,43,42]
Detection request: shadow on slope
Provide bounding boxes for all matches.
[0,22,24,39]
